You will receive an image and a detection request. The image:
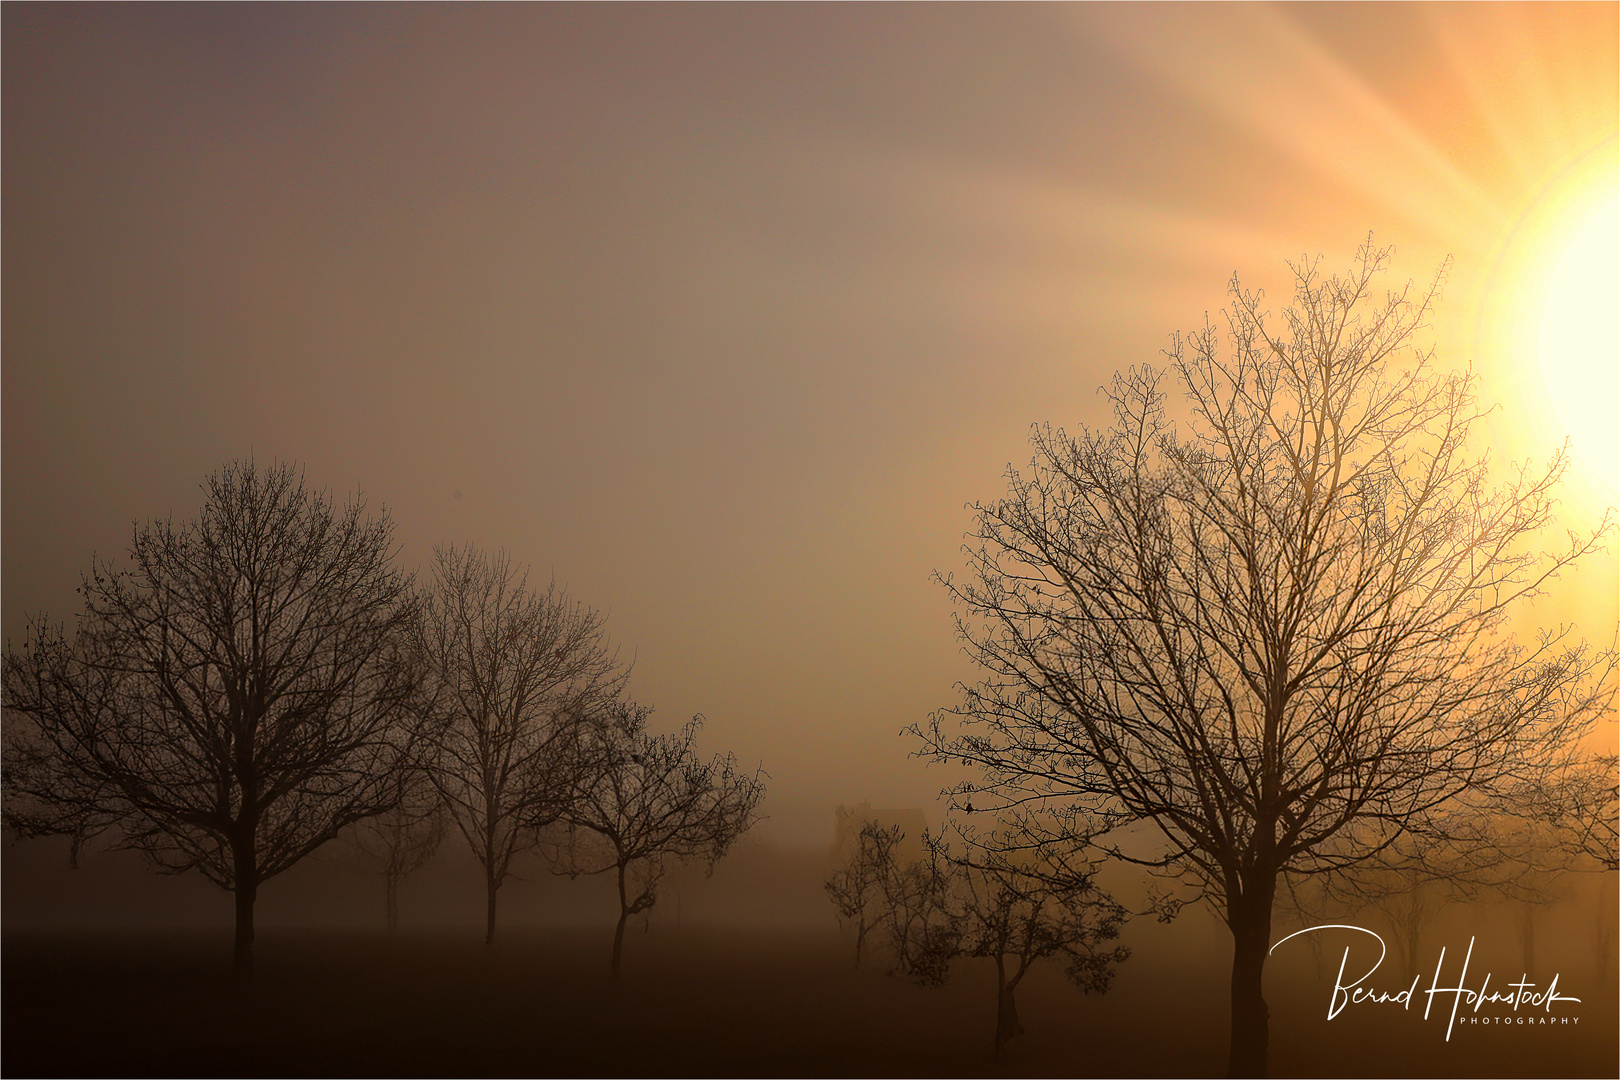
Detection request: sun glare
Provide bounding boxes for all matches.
[1536,190,1619,495]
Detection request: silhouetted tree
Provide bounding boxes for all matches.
[1333,857,1449,978]
[2,461,422,976]
[855,819,1133,1057]
[824,819,904,968]
[555,701,765,977]
[1545,752,1619,982]
[918,241,1615,1076]
[351,759,446,932]
[413,543,623,945]
[873,834,956,982]
[943,832,1131,1057]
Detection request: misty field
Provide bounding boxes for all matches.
[5,921,1614,1079]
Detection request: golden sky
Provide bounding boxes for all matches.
[4,3,1616,843]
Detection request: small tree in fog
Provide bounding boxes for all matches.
[884,823,1133,1058]
[917,242,1615,1076]
[1518,751,1619,983]
[555,701,765,977]
[352,761,446,932]
[873,835,955,979]
[825,820,904,968]
[2,461,421,976]
[413,543,623,945]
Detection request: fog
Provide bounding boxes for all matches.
[5,832,1615,1078]
[4,4,1616,1077]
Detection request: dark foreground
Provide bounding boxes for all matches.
[4,926,1615,1078]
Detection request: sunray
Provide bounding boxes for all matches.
[1061,4,1509,255]
[1421,3,1619,200]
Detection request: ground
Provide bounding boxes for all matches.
[3,923,1614,1078]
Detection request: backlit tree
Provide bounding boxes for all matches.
[555,701,765,977]
[413,543,624,944]
[919,241,1615,1076]
[3,461,422,976]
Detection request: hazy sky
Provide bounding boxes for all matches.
[5,3,1617,845]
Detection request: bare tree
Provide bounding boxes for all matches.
[824,819,905,968]
[873,835,956,983]
[918,241,1615,1076]
[855,820,1134,1058]
[555,701,765,977]
[2,461,422,976]
[942,845,1131,1058]
[351,760,446,932]
[1289,810,1536,977]
[413,543,623,945]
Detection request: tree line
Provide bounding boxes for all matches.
[5,240,1614,1077]
[2,462,765,977]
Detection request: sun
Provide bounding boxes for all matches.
[1481,144,1620,504]
[1535,190,1619,495]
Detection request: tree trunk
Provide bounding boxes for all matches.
[386,874,400,934]
[1393,892,1422,975]
[854,918,867,969]
[483,819,500,945]
[1596,874,1615,988]
[992,955,1025,1057]
[1227,872,1277,1078]
[611,864,629,978]
[1520,900,1535,976]
[231,834,257,980]
[485,865,498,946]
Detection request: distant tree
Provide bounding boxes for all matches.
[1549,754,1620,984]
[555,701,765,977]
[413,543,623,945]
[853,819,1134,1058]
[2,461,422,976]
[918,241,1615,1076]
[1503,750,1619,980]
[824,819,904,968]
[871,832,956,983]
[1288,809,1535,977]
[1330,858,1449,978]
[960,832,1137,1057]
[351,760,446,932]
[1545,752,1619,982]
[1519,752,1620,872]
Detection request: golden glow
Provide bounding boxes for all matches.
[1477,140,1620,505]
[1536,191,1619,494]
